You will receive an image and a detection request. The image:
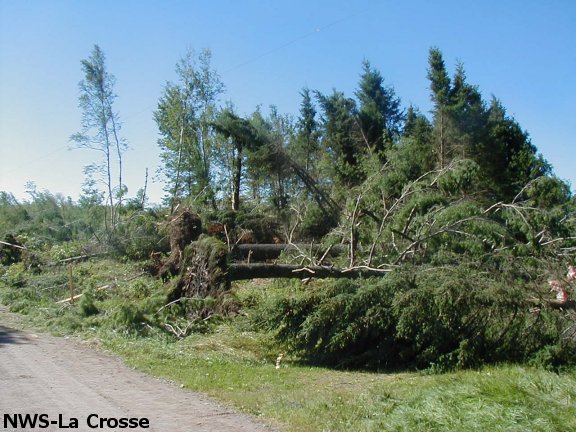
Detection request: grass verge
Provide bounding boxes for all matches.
[1,259,576,431]
[101,328,576,432]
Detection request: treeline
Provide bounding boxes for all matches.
[2,46,576,371]
[154,47,566,217]
[1,45,570,244]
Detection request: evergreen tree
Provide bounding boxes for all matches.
[427,47,452,169]
[316,90,362,186]
[397,106,435,179]
[244,108,274,205]
[484,98,550,199]
[447,62,487,161]
[212,109,265,211]
[356,60,403,156]
[293,88,320,174]
[251,107,295,210]
[427,48,556,203]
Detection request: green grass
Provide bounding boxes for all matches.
[100,327,576,432]
[2,259,576,431]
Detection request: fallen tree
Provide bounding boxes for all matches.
[165,236,389,308]
[231,243,346,261]
[156,209,202,278]
[228,263,390,280]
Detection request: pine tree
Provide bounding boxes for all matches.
[399,106,435,178]
[293,88,320,174]
[447,62,487,161]
[484,98,550,199]
[243,107,295,210]
[356,60,403,156]
[212,109,265,211]
[316,90,362,186]
[427,48,452,169]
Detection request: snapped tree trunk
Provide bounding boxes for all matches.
[232,144,242,211]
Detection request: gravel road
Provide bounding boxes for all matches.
[0,308,275,432]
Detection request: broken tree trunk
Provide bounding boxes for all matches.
[56,285,111,304]
[163,236,391,318]
[57,254,102,264]
[228,263,390,280]
[0,240,26,250]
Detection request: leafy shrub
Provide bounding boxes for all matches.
[1,262,28,287]
[109,302,147,333]
[48,241,85,261]
[110,210,169,260]
[530,339,576,372]
[0,284,44,314]
[124,279,156,299]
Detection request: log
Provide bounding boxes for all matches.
[231,244,346,261]
[56,253,102,264]
[56,293,84,304]
[228,263,390,281]
[0,240,26,250]
[56,285,110,304]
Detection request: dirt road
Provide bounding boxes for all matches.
[0,308,275,432]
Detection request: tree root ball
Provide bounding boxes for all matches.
[158,210,202,278]
[169,210,202,252]
[168,236,230,303]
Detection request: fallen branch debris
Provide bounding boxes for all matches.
[56,285,110,304]
[228,263,391,281]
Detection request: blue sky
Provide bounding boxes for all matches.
[1,0,575,203]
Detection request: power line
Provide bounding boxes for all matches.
[116,12,362,122]
[224,13,359,74]
[1,145,69,176]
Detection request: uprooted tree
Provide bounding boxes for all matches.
[154,209,202,279]
[167,235,230,305]
[136,48,576,369]
[156,210,391,301]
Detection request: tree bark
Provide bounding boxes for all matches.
[231,244,346,261]
[232,144,242,211]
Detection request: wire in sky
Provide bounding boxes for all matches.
[99,12,362,126]
[1,145,69,176]
[224,13,360,74]
[116,12,361,121]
